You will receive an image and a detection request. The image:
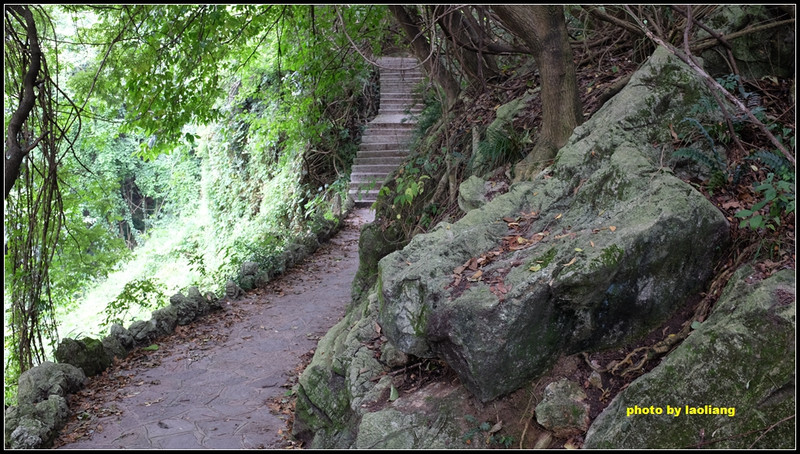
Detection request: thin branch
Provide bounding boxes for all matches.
[625,6,794,166]
[691,18,795,53]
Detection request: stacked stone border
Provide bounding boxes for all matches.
[4,202,354,449]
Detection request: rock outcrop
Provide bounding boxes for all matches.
[294,46,740,447]
[377,45,729,401]
[584,266,795,449]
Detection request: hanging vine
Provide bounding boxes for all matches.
[4,5,73,379]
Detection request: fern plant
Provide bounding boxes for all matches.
[471,123,529,176]
[735,149,795,232]
[672,117,728,192]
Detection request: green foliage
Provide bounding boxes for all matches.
[746,150,793,181]
[473,123,530,174]
[101,278,167,330]
[5,4,393,403]
[409,85,443,149]
[672,118,729,192]
[734,171,795,232]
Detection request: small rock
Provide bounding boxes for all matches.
[535,379,590,438]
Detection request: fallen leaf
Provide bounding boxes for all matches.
[468,270,483,281]
[389,385,399,401]
[590,241,595,247]
[563,257,577,267]
[574,247,583,252]
[488,421,503,434]
[529,264,542,272]
[609,225,617,232]
[555,213,563,220]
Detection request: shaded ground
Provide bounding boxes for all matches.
[54,209,373,449]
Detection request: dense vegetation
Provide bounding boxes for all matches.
[4,4,794,413]
[4,4,393,404]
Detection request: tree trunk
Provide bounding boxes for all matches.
[5,5,42,198]
[435,7,498,92]
[492,6,583,179]
[388,5,461,109]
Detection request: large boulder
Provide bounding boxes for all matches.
[584,267,795,449]
[377,46,730,401]
[292,45,740,447]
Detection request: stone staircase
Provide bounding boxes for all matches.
[349,56,424,207]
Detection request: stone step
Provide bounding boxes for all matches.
[356,150,407,159]
[350,174,392,186]
[348,190,381,207]
[378,105,423,112]
[351,163,402,173]
[378,110,422,117]
[381,80,422,86]
[353,156,406,166]
[380,84,424,91]
[381,79,425,85]
[380,93,420,99]
[364,122,418,131]
[380,99,421,106]
[378,106,422,113]
[360,142,413,151]
[360,134,414,143]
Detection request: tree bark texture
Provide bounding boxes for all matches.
[493,5,583,174]
[435,6,499,90]
[5,5,42,198]
[388,5,461,109]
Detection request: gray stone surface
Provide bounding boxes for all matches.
[377,46,730,401]
[535,379,590,438]
[54,337,112,378]
[583,267,795,449]
[5,362,85,449]
[14,361,86,407]
[457,175,488,212]
[699,5,794,79]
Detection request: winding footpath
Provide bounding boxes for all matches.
[55,209,373,449]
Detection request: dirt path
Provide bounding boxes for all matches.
[54,209,373,449]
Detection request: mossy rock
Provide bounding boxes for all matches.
[584,267,795,449]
